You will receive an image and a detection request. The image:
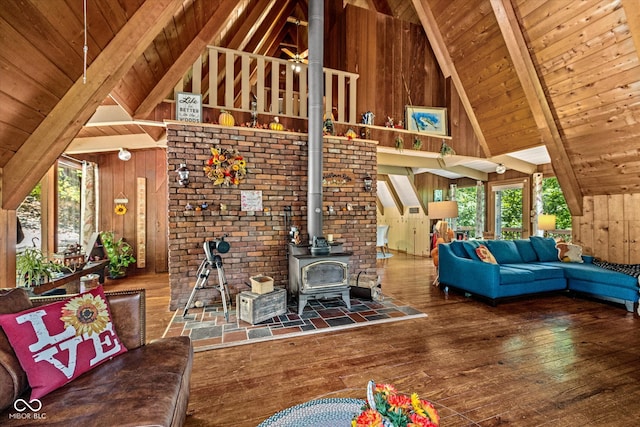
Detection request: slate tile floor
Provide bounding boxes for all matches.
[164,295,424,351]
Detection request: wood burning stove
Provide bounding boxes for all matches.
[289,243,351,315]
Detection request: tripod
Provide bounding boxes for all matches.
[182,238,231,321]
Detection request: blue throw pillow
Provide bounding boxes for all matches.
[449,241,468,258]
[485,240,523,264]
[514,239,538,262]
[461,241,483,260]
[530,236,558,262]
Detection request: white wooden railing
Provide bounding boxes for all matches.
[173,46,360,124]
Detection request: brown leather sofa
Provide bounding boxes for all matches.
[0,287,193,426]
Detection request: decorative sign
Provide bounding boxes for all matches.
[176,92,202,123]
[323,172,355,187]
[241,190,263,212]
[136,178,146,268]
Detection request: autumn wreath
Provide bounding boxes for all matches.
[203,146,247,186]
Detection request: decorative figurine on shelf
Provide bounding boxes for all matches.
[385,116,394,128]
[250,93,258,127]
[361,111,375,125]
[323,114,335,135]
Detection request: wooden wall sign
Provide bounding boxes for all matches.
[136,177,146,268]
[323,172,355,187]
[176,92,202,123]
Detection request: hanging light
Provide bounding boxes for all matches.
[495,163,506,174]
[118,148,132,161]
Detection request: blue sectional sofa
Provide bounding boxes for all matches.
[438,237,640,312]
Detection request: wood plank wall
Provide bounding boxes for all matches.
[79,148,168,274]
[342,5,445,130]
[573,194,640,264]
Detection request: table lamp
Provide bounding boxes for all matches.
[538,214,556,237]
[428,201,459,241]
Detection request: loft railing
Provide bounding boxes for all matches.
[172,46,359,124]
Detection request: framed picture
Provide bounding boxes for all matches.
[405,106,448,136]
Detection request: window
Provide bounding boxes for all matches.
[57,159,82,251]
[17,184,42,251]
[456,186,478,237]
[496,186,523,240]
[541,176,571,239]
[16,159,82,254]
[488,179,530,241]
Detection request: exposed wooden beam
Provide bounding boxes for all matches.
[2,0,184,210]
[411,0,492,158]
[377,150,489,181]
[134,0,241,119]
[622,0,640,54]
[226,0,277,52]
[376,197,385,215]
[489,154,537,175]
[490,0,583,216]
[212,0,286,106]
[406,169,429,215]
[380,175,405,215]
[251,1,298,54]
[378,165,412,175]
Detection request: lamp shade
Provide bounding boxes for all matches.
[538,214,556,231]
[428,201,459,219]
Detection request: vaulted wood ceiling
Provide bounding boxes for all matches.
[1,0,639,215]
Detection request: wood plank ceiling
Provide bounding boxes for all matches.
[0,0,639,213]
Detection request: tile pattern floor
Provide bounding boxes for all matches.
[163,294,425,351]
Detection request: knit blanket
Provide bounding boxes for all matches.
[593,258,640,283]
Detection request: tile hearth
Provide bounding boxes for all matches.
[163,295,424,351]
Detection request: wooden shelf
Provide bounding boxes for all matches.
[359,124,452,140]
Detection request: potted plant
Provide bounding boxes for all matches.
[100,231,136,279]
[16,247,62,287]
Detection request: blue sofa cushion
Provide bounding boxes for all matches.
[462,241,483,260]
[547,262,639,290]
[514,239,538,262]
[505,263,565,280]
[530,236,558,262]
[449,241,468,259]
[499,266,535,285]
[486,240,523,264]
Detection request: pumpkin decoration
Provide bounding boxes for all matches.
[269,117,284,131]
[218,110,235,127]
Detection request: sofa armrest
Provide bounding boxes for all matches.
[30,288,146,350]
[438,243,502,296]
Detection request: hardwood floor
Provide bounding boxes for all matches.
[109,253,640,426]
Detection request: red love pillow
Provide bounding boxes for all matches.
[0,286,127,399]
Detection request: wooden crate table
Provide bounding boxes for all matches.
[237,288,287,325]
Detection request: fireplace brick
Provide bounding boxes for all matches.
[166,123,377,310]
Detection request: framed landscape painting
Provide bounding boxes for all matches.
[405,106,448,136]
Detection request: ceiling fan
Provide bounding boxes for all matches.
[282,17,308,72]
